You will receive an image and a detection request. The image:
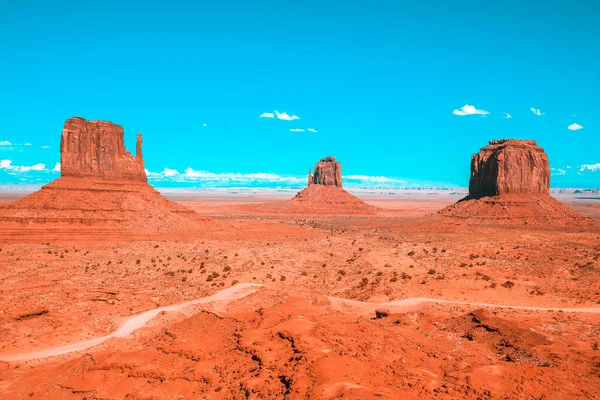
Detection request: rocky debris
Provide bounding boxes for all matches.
[60,117,147,182]
[469,139,549,199]
[311,156,342,188]
[12,309,49,321]
[449,309,551,366]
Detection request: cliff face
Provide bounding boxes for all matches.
[311,156,342,188]
[60,117,147,182]
[469,140,550,198]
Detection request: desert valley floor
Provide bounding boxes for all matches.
[0,190,599,399]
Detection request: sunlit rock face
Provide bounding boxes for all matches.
[60,117,147,182]
[309,156,342,188]
[468,139,550,199]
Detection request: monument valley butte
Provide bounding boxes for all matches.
[0,118,599,399]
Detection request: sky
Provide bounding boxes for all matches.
[1,0,599,189]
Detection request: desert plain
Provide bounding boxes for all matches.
[0,188,599,399]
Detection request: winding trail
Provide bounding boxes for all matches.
[327,296,600,314]
[2,283,599,363]
[0,283,262,362]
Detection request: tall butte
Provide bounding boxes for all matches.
[0,117,205,234]
[60,117,147,182]
[291,156,377,214]
[440,139,586,224]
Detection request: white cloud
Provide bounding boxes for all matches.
[307,128,318,132]
[162,167,180,177]
[259,112,275,118]
[289,128,305,132]
[0,141,11,146]
[0,159,46,173]
[504,113,512,119]
[580,163,600,172]
[551,168,566,176]
[146,167,303,184]
[452,105,489,116]
[567,123,583,131]
[52,162,61,172]
[345,175,405,184]
[41,145,51,149]
[530,107,544,116]
[274,110,300,121]
[202,123,207,127]
[24,143,32,146]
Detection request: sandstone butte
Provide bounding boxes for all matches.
[60,117,147,182]
[291,156,377,214]
[440,139,587,224]
[0,117,205,234]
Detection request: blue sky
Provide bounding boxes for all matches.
[1,0,599,188]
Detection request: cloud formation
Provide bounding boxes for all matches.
[0,159,46,173]
[52,162,61,172]
[41,145,51,149]
[289,128,305,132]
[274,110,300,121]
[145,167,303,184]
[307,128,318,132]
[345,175,405,184]
[579,163,600,172]
[530,107,544,116]
[567,123,583,131]
[452,105,489,116]
[162,167,180,177]
[259,112,275,118]
[0,141,12,146]
[504,113,512,119]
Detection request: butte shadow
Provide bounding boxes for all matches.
[0,117,208,237]
[438,139,590,225]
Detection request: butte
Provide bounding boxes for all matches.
[439,139,588,225]
[289,156,377,214]
[0,117,206,238]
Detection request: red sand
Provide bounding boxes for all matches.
[0,191,599,399]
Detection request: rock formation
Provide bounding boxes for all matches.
[0,117,206,234]
[440,139,587,224]
[60,117,147,182]
[288,156,376,215]
[468,139,549,199]
[311,156,342,188]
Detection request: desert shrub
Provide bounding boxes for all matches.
[502,281,515,289]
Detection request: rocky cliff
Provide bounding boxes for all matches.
[311,156,342,188]
[60,117,147,182]
[468,139,549,199]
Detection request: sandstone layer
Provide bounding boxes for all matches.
[440,139,587,225]
[0,117,205,234]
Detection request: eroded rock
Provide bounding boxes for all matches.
[60,117,147,182]
[469,139,549,199]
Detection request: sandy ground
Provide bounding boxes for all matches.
[0,190,599,399]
